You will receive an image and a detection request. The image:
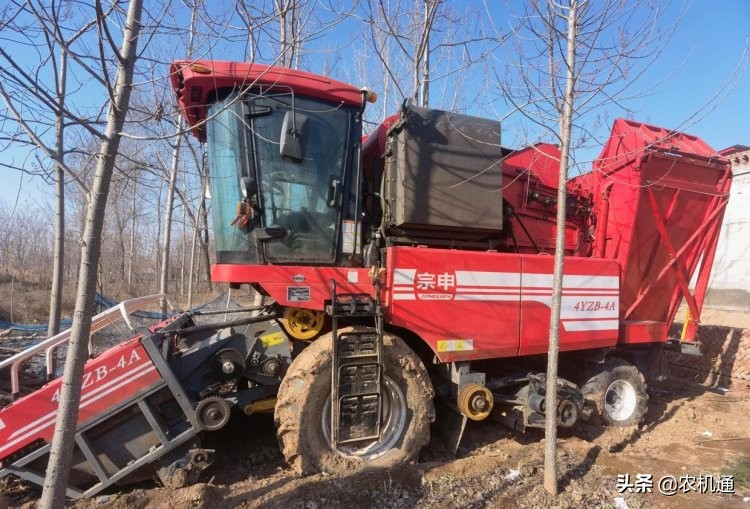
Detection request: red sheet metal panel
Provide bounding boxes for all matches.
[385,247,619,362]
[503,143,561,189]
[594,118,721,175]
[577,119,731,337]
[212,264,375,310]
[386,247,522,362]
[0,339,161,462]
[519,256,619,356]
[170,60,363,140]
[619,321,670,345]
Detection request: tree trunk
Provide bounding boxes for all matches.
[159,119,183,314]
[199,177,212,292]
[201,228,212,292]
[128,179,136,294]
[116,206,127,281]
[187,214,198,309]
[155,172,163,292]
[10,271,14,323]
[419,1,431,107]
[47,48,68,338]
[40,1,143,506]
[278,0,290,67]
[291,5,301,68]
[180,192,186,297]
[544,0,578,497]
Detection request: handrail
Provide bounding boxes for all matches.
[0,294,166,396]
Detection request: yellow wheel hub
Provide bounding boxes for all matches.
[282,307,325,340]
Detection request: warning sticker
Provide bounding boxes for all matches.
[287,286,311,302]
[260,331,285,348]
[342,220,361,254]
[437,339,474,352]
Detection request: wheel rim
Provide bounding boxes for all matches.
[283,307,325,340]
[321,375,407,460]
[604,379,637,421]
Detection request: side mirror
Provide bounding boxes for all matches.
[280,110,309,162]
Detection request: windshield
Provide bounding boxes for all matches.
[206,91,353,265]
[206,98,252,258]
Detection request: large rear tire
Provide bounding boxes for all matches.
[274,327,434,474]
[580,357,647,427]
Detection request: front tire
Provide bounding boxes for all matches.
[274,327,434,474]
[580,357,647,427]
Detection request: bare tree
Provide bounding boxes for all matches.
[494,0,688,495]
[48,45,68,338]
[0,0,233,319]
[39,0,145,505]
[158,123,184,313]
[275,0,299,67]
[0,3,99,336]
[542,1,578,495]
[355,0,500,118]
[235,0,331,70]
[358,0,441,107]
[158,0,201,313]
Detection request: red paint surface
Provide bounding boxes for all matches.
[170,60,363,140]
[212,264,375,310]
[386,247,620,362]
[575,119,731,337]
[0,339,161,461]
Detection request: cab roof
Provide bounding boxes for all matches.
[170,60,363,140]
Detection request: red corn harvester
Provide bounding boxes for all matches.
[0,60,731,497]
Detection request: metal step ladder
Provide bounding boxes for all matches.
[327,281,384,448]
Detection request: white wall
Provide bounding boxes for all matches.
[707,156,750,309]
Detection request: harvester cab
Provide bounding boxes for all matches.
[175,63,367,269]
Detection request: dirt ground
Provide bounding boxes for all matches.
[3,377,747,509]
[3,305,749,508]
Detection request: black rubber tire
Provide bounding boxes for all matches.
[580,357,648,427]
[274,327,435,474]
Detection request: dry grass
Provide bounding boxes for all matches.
[0,281,75,325]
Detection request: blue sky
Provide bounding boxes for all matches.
[625,1,749,151]
[1,0,748,208]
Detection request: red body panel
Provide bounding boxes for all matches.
[503,143,561,189]
[0,339,161,462]
[575,119,731,339]
[212,264,375,310]
[170,60,363,141]
[386,247,619,362]
[619,321,670,345]
[215,247,620,363]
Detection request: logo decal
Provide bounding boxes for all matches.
[415,271,455,300]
